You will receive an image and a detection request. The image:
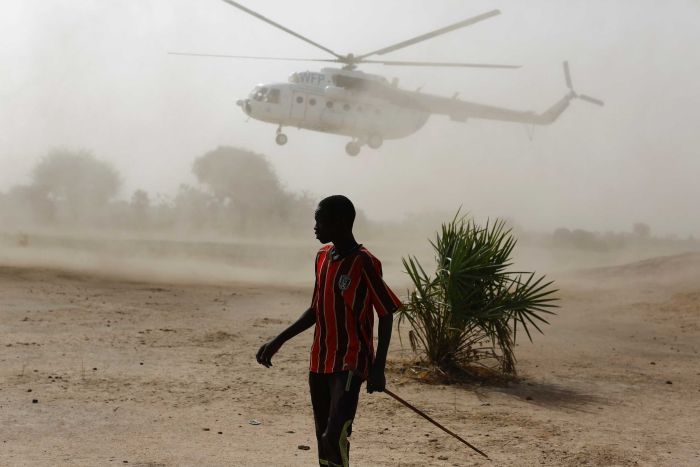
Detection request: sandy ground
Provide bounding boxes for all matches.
[1,250,699,466]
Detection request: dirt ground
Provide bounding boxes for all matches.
[1,250,699,466]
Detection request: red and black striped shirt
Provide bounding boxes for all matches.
[309,244,402,379]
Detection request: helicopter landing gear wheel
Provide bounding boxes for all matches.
[275,133,288,145]
[345,141,361,156]
[367,134,383,149]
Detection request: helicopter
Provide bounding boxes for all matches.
[173,1,604,156]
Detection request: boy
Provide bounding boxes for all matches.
[256,195,402,467]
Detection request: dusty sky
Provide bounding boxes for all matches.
[1,0,698,235]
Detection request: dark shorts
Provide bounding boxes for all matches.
[309,371,363,467]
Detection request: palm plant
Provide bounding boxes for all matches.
[398,213,558,375]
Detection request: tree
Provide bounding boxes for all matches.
[399,214,558,375]
[633,222,651,238]
[193,146,284,206]
[192,146,313,234]
[552,227,572,247]
[31,149,120,222]
[2,185,56,225]
[172,184,218,231]
[130,189,151,229]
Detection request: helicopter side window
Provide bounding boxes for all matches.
[296,96,304,104]
[266,89,280,104]
[326,101,334,109]
[309,98,316,106]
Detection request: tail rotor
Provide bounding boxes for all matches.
[564,61,574,90]
[578,94,605,106]
[563,61,604,106]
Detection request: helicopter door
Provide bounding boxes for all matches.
[290,92,307,120]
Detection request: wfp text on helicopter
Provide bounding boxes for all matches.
[172,1,604,156]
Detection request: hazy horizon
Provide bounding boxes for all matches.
[2,0,699,236]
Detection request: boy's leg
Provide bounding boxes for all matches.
[309,372,331,466]
[321,371,362,467]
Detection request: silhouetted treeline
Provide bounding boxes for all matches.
[0,146,315,236]
[548,225,698,252]
[2,147,697,250]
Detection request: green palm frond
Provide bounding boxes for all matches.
[399,212,559,374]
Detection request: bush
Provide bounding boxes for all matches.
[398,214,558,375]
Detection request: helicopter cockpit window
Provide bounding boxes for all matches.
[252,87,269,102]
[266,89,280,104]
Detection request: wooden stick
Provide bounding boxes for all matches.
[383,388,489,459]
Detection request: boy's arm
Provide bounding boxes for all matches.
[367,313,393,393]
[256,307,315,368]
[362,255,402,393]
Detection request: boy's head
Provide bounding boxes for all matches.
[314,195,355,244]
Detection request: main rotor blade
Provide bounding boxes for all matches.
[578,94,605,106]
[169,52,339,63]
[357,9,501,60]
[362,59,520,69]
[218,0,344,60]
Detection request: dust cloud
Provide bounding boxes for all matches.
[1,144,697,286]
[1,1,700,284]
[0,146,322,285]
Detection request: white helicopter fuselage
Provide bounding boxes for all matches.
[234,64,601,156]
[238,68,429,143]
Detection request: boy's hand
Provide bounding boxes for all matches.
[256,338,282,368]
[366,365,386,393]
